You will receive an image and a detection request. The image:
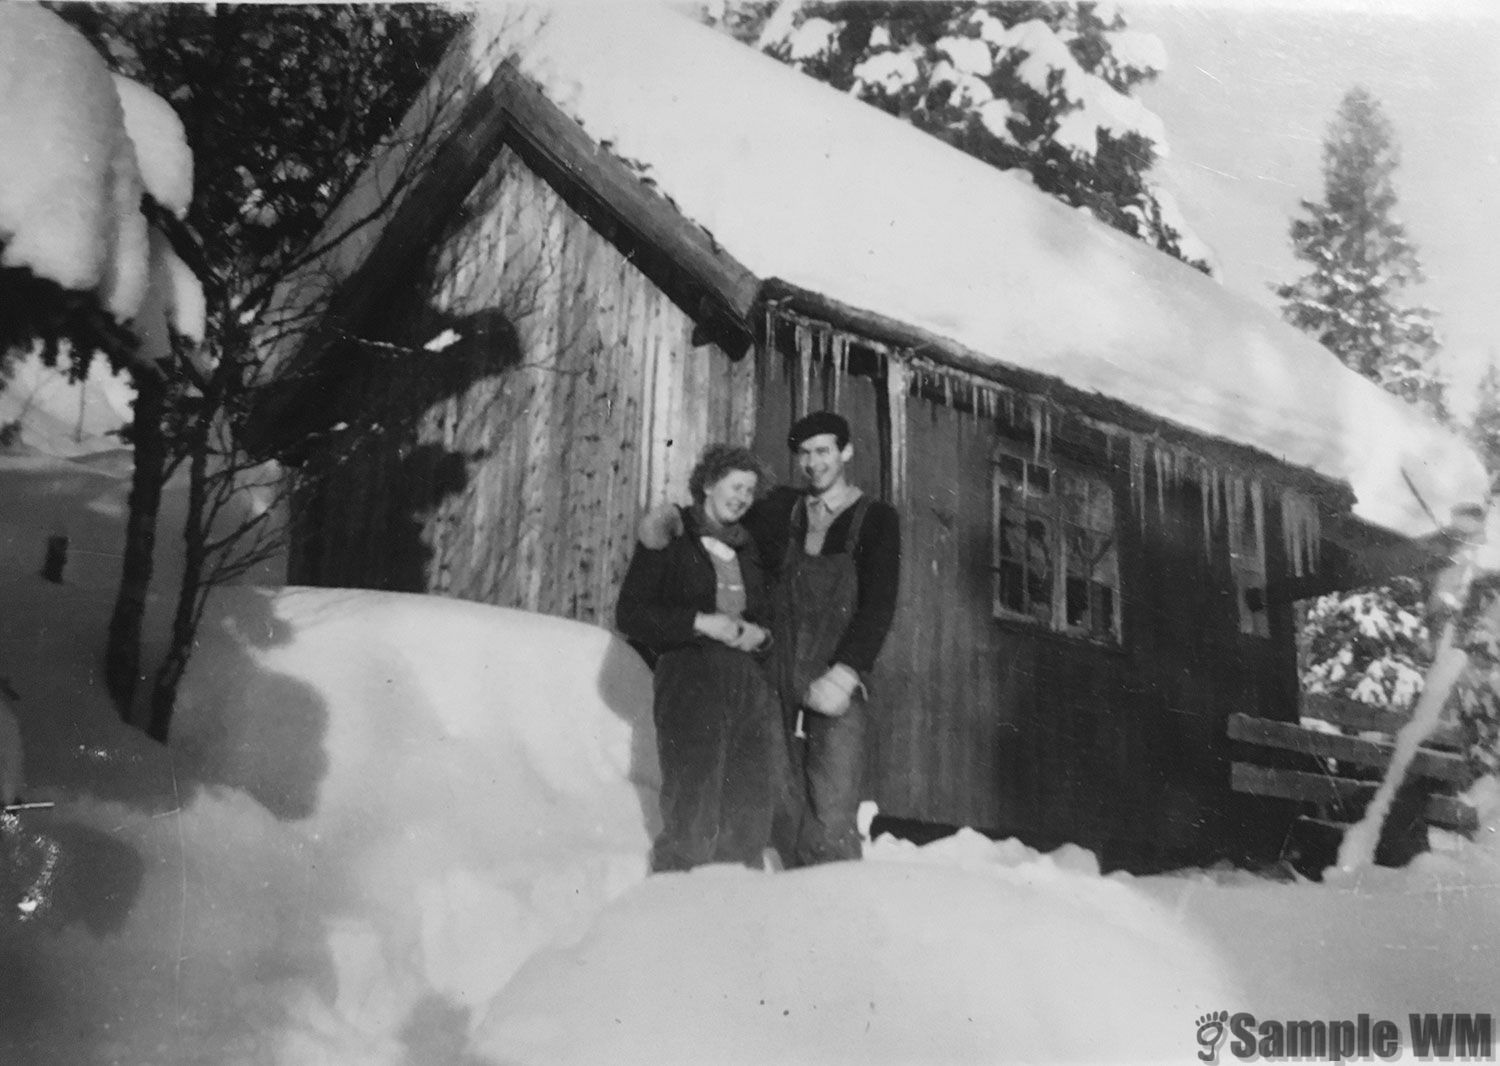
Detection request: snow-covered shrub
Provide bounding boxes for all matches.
[1300,577,1430,711]
[1450,574,1500,777]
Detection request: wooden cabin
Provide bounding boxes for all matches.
[250,5,1487,870]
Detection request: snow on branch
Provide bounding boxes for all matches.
[0,5,203,368]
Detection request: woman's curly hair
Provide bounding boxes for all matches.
[688,443,773,504]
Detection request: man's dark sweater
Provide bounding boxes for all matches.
[745,485,901,678]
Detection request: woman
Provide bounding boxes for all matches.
[616,444,779,872]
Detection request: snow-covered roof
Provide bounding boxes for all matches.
[0,5,202,352]
[470,1,1485,540]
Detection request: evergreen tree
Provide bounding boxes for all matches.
[1282,88,1446,714]
[1468,360,1500,476]
[1276,86,1444,414]
[705,1,1211,272]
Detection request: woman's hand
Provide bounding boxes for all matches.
[729,622,769,652]
[694,614,770,651]
[693,612,742,644]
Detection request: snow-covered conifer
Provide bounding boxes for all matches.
[1277,86,1444,415]
[704,1,1212,272]
[1283,90,1470,734]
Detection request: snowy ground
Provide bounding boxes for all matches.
[2,437,1499,1065]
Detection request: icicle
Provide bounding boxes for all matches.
[1154,446,1166,524]
[832,334,849,412]
[1251,479,1266,573]
[886,358,911,506]
[1280,488,1321,577]
[1227,477,1245,562]
[1305,497,1320,573]
[1202,467,1213,564]
[1283,490,1300,577]
[795,323,813,417]
[1130,435,1147,534]
[764,303,780,383]
[1031,403,1044,461]
[822,326,834,410]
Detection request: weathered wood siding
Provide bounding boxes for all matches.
[754,354,1300,866]
[291,146,756,624]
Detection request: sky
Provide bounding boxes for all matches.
[1127,1,1500,410]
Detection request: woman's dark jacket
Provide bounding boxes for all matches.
[616,505,773,659]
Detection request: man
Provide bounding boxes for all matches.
[747,411,901,866]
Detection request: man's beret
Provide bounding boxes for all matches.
[787,410,851,451]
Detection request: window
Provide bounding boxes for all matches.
[991,444,1121,643]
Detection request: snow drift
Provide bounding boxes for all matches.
[4,452,1499,1065]
[2,585,661,1063]
[474,831,1240,1065]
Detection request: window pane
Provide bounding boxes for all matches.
[991,446,1117,641]
[1058,474,1089,525]
[1092,537,1118,587]
[1000,514,1026,562]
[999,560,1025,613]
[1092,584,1116,639]
[1024,516,1053,621]
[1066,575,1089,628]
[1084,483,1114,532]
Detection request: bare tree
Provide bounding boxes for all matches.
[53,4,469,729]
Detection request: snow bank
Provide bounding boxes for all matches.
[1142,832,1500,1024]
[0,352,133,458]
[1,584,658,1064]
[5,451,1499,1064]
[474,1,1484,539]
[476,828,1240,1064]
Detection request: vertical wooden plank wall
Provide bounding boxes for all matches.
[754,349,1301,864]
[294,146,757,628]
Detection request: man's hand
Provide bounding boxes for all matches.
[803,664,861,717]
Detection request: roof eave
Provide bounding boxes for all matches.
[761,278,1359,512]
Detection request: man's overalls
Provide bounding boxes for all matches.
[771,495,870,866]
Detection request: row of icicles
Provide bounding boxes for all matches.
[768,308,1320,575]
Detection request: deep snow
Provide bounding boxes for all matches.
[4,4,1499,1057]
[2,445,1499,1065]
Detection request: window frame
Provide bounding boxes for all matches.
[989,440,1123,646]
